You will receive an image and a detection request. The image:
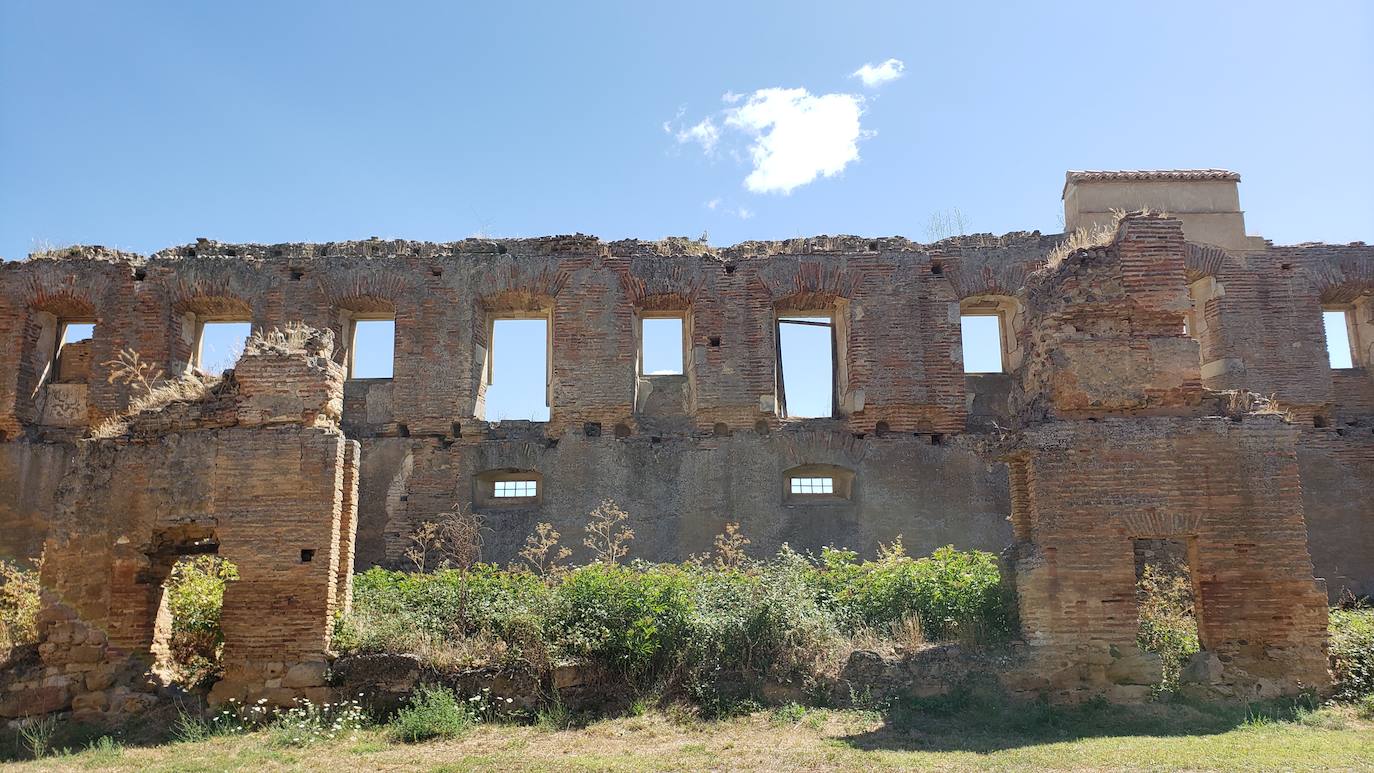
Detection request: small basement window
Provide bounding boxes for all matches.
[783,463,855,503]
[790,476,834,495]
[494,480,538,498]
[196,321,252,376]
[777,315,835,418]
[349,317,395,379]
[1323,309,1356,369]
[474,469,544,507]
[961,314,1004,374]
[640,315,685,375]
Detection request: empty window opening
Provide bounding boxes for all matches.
[349,318,395,379]
[1323,309,1355,369]
[494,480,538,498]
[152,553,238,689]
[196,321,252,376]
[484,318,550,422]
[641,316,685,375]
[1133,538,1200,689]
[790,476,834,495]
[777,316,834,418]
[961,314,1004,373]
[53,321,95,383]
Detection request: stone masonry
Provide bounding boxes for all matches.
[1,169,1370,714]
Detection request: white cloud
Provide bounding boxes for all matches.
[675,117,720,154]
[724,88,867,194]
[852,58,905,88]
[704,197,722,210]
[736,207,754,220]
[721,90,744,104]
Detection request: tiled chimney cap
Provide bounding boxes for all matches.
[1063,169,1241,198]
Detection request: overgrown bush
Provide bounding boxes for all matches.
[1136,561,1200,689]
[164,556,238,685]
[811,541,1014,642]
[0,556,42,659]
[336,514,1017,703]
[387,686,477,742]
[1330,604,1374,702]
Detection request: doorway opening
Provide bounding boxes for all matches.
[1133,538,1200,689]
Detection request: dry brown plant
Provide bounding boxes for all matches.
[583,499,634,564]
[516,522,573,581]
[712,522,752,570]
[404,504,485,573]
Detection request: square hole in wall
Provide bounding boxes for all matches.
[778,315,834,418]
[350,318,395,379]
[1323,309,1355,369]
[484,318,550,422]
[961,314,1004,373]
[641,316,685,375]
[197,321,252,375]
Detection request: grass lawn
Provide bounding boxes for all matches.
[5,700,1372,772]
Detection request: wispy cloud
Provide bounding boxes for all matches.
[675,117,720,154]
[703,197,754,219]
[852,58,905,88]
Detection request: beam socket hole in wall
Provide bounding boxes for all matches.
[1322,308,1356,369]
[614,423,631,438]
[290,269,304,281]
[708,336,721,348]
[300,548,315,563]
[724,264,736,275]
[584,421,602,437]
[349,317,395,379]
[777,315,835,418]
[132,267,147,281]
[640,315,685,375]
[195,321,252,376]
[1134,538,1202,688]
[713,422,730,437]
[484,317,550,422]
[930,261,944,275]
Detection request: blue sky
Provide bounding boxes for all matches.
[7,1,1371,417]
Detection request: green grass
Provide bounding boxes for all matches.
[4,700,1370,772]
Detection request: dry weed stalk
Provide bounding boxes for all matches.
[517,522,572,580]
[404,504,485,573]
[712,522,751,570]
[583,499,634,564]
[1045,208,1154,267]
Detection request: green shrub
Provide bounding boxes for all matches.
[0,557,42,656]
[388,686,476,743]
[1329,605,1374,702]
[338,542,1019,705]
[163,556,238,685]
[546,563,694,680]
[1136,562,1199,689]
[812,544,1014,642]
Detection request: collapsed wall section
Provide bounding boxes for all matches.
[0,328,358,721]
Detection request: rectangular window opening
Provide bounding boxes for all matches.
[778,315,834,418]
[485,318,550,422]
[961,314,1005,374]
[641,316,684,375]
[196,321,252,376]
[1134,538,1201,689]
[1323,309,1355,369]
[493,480,538,498]
[52,321,96,383]
[350,318,395,379]
[790,476,835,495]
[59,322,95,346]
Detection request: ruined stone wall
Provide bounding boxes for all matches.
[0,206,1370,594]
[0,330,358,720]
